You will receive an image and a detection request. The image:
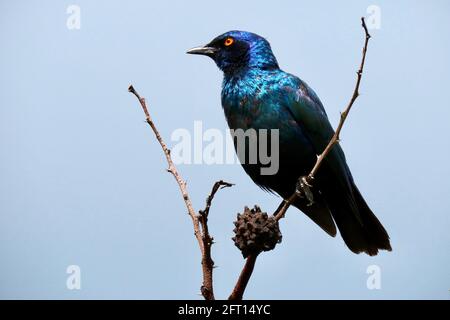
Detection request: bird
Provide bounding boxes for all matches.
[187,31,391,256]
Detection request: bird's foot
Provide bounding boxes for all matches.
[296,176,314,206]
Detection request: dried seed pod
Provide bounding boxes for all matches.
[232,205,282,258]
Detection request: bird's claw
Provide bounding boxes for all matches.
[296,176,314,206]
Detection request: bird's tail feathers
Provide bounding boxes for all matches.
[329,182,392,256]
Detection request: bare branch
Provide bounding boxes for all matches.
[228,253,259,300]
[199,180,234,300]
[307,17,371,181]
[128,85,232,300]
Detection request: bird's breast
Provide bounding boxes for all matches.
[221,76,269,129]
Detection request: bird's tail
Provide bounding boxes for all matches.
[328,181,392,256]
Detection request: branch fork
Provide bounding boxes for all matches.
[128,85,232,300]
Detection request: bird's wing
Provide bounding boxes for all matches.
[281,74,362,224]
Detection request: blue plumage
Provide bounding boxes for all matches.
[188,31,391,255]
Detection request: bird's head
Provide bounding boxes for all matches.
[187,31,279,74]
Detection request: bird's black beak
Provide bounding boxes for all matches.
[186,45,218,57]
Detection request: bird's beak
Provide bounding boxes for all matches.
[186,46,218,56]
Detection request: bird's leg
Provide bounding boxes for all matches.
[296,176,314,206]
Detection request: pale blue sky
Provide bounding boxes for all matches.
[1,0,449,299]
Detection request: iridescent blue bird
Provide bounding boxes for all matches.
[187,31,391,255]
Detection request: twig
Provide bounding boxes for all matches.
[128,85,232,300]
[199,180,234,218]
[274,193,299,221]
[307,17,371,180]
[229,17,372,300]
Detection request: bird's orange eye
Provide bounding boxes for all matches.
[224,37,234,46]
